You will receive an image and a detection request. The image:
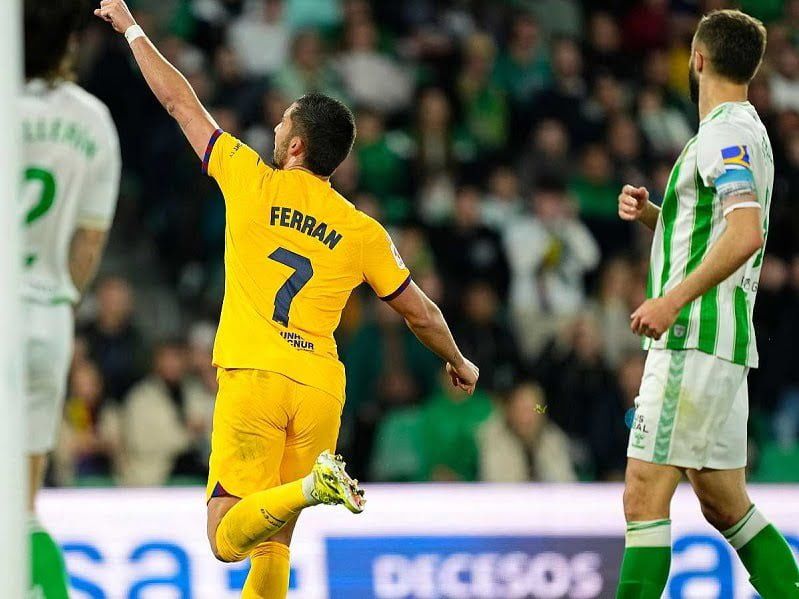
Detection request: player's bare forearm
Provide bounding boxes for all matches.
[69,228,108,297]
[666,207,763,310]
[386,281,479,393]
[405,299,464,366]
[639,202,660,231]
[127,38,217,157]
[94,0,217,158]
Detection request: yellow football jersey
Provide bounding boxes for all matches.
[205,131,410,402]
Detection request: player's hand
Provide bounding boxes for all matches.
[630,296,680,340]
[94,0,137,34]
[618,185,649,222]
[446,357,479,395]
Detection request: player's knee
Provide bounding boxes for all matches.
[623,468,670,522]
[623,485,648,522]
[270,527,294,547]
[698,496,745,531]
[209,534,244,563]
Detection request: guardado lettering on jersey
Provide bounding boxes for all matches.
[270,206,343,250]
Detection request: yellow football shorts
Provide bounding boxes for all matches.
[206,368,344,501]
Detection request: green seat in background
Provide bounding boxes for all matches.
[369,407,425,482]
[752,442,799,483]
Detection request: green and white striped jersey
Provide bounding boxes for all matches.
[645,101,773,368]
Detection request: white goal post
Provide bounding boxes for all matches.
[0,0,26,596]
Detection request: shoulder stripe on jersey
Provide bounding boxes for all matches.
[202,128,223,175]
[733,287,750,365]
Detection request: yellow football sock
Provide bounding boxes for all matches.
[241,542,291,599]
[215,479,308,562]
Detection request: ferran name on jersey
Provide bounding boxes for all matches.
[269,206,343,250]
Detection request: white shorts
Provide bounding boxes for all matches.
[627,348,749,470]
[24,301,74,454]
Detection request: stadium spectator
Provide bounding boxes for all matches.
[272,29,345,100]
[418,375,493,482]
[79,276,147,402]
[228,0,290,77]
[532,36,587,139]
[584,12,626,81]
[353,109,412,222]
[570,142,630,257]
[535,315,621,478]
[430,185,511,305]
[637,86,693,157]
[457,32,509,158]
[504,176,600,359]
[451,281,521,393]
[336,17,413,114]
[481,165,523,232]
[518,118,572,194]
[108,340,213,486]
[493,13,551,127]
[53,361,115,486]
[589,257,642,369]
[477,382,576,482]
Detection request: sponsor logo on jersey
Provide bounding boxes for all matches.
[721,145,751,169]
[390,238,406,269]
[280,331,314,351]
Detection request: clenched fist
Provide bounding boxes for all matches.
[446,357,479,395]
[94,0,136,34]
[618,184,649,222]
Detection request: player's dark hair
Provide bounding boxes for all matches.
[24,0,88,81]
[291,93,356,177]
[695,9,767,84]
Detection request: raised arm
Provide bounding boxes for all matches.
[94,0,217,158]
[386,282,479,394]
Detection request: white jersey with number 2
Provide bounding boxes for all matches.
[645,101,773,368]
[19,79,121,305]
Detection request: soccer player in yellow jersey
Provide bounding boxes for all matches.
[96,2,480,597]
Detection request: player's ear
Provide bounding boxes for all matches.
[694,49,704,73]
[288,135,304,157]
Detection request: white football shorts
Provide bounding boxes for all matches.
[627,348,749,470]
[24,301,74,454]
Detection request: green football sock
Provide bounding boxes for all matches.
[616,519,672,599]
[723,505,799,598]
[30,518,70,599]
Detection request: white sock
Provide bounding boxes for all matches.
[625,519,672,547]
[722,505,769,550]
[301,473,321,506]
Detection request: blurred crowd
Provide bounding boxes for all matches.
[49,0,799,488]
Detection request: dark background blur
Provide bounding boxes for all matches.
[51,0,799,490]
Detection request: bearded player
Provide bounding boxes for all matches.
[616,10,799,598]
[22,1,121,597]
[94,2,479,597]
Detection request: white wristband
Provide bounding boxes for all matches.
[124,24,145,45]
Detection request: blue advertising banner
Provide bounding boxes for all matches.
[326,535,624,599]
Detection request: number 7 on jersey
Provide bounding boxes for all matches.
[268,247,313,326]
